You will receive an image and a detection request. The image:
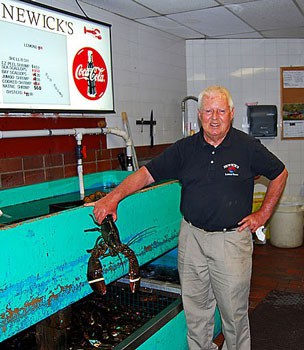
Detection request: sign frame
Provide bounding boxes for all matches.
[0,0,115,114]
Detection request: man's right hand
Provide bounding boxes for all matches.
[84,166,155,224]
[84,195,119,224]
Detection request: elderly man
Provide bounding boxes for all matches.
[86,86,288,350]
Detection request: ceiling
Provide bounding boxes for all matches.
[79,0,304,40]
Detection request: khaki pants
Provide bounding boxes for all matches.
[178,219,253,350]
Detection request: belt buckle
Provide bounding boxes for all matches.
[223,227,238,232]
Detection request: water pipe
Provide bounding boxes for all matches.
[75,132,85,199]
[102,127,134,172]
[181,96,198,137]
[0,126,133,199]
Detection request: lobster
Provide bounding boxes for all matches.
[84,214,141,295]
[83,190,107,204]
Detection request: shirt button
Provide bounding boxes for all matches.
[212,151,215,155]
[210,160,214,164]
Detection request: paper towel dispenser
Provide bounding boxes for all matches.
[247,105,277,137]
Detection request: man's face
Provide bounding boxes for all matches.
[198,93,234,144]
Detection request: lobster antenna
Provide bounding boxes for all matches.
[127,226,157,246]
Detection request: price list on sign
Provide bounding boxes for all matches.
[0,20,70,106]
[1,58,43,99]
[0,0,114,113]
[32,66,41,93]
[1,57,32,98]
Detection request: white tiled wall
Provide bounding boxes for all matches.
[186,39,304,196]
[40,0,187,148]
[13,2,304,196]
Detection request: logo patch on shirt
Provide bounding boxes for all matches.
[223,163,239,176]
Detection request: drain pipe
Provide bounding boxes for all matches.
[75,131,85,199]
[74,127,133,199]
[0,127,133,199]
[181,96,198,137]
[102,127,134,172]
[74,127,132,199]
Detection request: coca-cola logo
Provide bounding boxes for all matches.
[72,47,108,100]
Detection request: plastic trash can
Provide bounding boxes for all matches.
[270,197,304,248]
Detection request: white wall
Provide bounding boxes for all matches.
[13,2,304,195]
[37,0,187,148]
[186,39,304,196]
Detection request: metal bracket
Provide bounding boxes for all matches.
[136,110,156,147]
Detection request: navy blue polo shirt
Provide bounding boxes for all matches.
[145,127,285,231]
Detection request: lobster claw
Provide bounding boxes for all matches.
[127,250,141,293]
[87,256,107,295]
[85,213,142,295]
[129,275,141,294]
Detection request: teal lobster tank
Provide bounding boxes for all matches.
[0,170,221,347]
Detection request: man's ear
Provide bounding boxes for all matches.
[198,109,203,121]
[230,107,235,121]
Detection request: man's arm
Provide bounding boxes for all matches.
[84,166,155,224]
[238,167,288,232]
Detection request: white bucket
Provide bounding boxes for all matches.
[270,196,304,248]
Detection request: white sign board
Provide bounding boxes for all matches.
[0,0,114,113]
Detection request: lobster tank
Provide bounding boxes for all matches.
[0,170,221,347]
